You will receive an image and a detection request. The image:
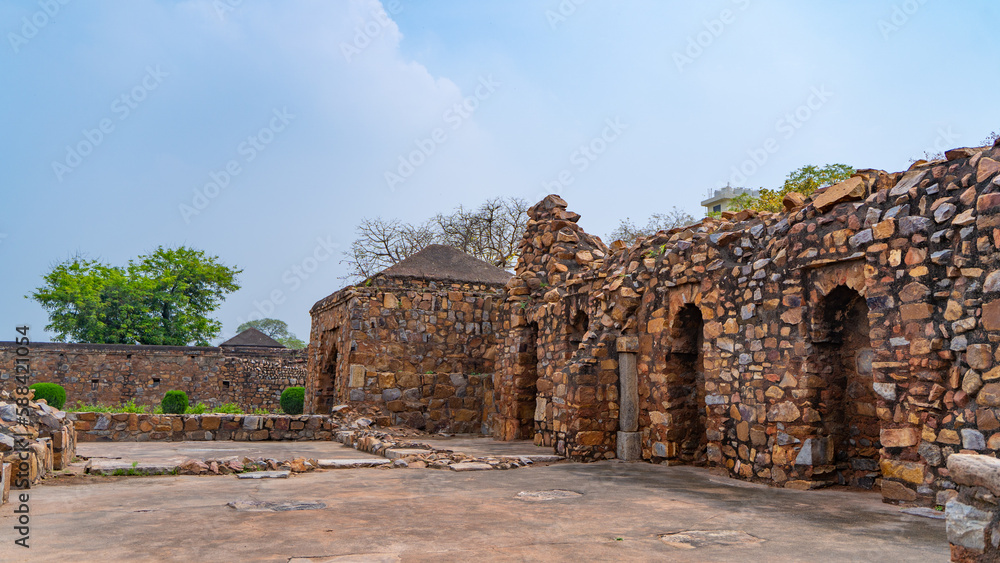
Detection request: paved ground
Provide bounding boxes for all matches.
[0,458,947,562]
[76,440,384,464]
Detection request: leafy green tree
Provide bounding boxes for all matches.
[236,318,306,349]
[31,246,240,346]
[731,164,855,213]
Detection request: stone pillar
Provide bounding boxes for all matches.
[616,336,641,461]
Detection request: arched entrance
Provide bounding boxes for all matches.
[809,285,879,488]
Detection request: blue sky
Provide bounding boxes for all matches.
[2,0,998,344]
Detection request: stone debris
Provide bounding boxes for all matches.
[449,462,493,472]
[0,390,77,502]
[336,428,563,471]
[316,458,390,469]
[236,470,290,479]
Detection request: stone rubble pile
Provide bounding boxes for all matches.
[0,390,77,504]
[336,428,540,470]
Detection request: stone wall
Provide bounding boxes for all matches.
[68,412,336,442]
[944,454,1000,561]
[494,141,1000,503]
[0,342,307,412]
[307,275,502,432]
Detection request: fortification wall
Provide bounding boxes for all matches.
[0,343,306,412]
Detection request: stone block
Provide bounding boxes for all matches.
[948,453,1000,496]
[880,427,918,447]
[946,500,991,551]
[616,431,641,461]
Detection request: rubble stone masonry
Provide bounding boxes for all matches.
[307,275,503,432]
[494,141,1000,504]
[0,342,307,412]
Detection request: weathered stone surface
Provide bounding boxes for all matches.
[948,454,1000,496]
[811,177,865,212]
[946,500,991,551]
[449,462,493,472]
[236,470,290,479]
[880,427,918,447]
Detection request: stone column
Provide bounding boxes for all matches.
[616,336,641,461]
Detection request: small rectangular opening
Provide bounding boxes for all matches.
[91,379,99,390]
[152,378,160,385]
[222,381,230,388]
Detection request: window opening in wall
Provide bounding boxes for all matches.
[222,380,230,388]
[91,379,99,390]
[152,378,160,385]
[568,310,588,355]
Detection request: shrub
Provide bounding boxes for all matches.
[185,402,208,414]
[29,383,66,409]
[214,402,243,414]
[161,390,189,414]
[280,387,304,415]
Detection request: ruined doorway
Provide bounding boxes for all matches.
[515,322,540,439]
[667,304,707,464]
[314,328,339,414]
[810,285,878,488]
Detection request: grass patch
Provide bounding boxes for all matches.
[66,400,264,415]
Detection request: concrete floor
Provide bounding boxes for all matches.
[0,458,946,562]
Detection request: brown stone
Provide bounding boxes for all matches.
[813,176,865,211]
[880,480,917,501]
[968,344,994,371]
[880,427,918,447]
[978,384,1000,407]
[983,300,1000,332]
[880,459,925,484]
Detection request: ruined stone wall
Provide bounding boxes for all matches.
[69,412,335,442]
[307,276,502,432]
[495,142,1000,504]
[0,343,307,411]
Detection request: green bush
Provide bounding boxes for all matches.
[214,402,243,414]
[161,390,189,414]
[280,387,304,415]
[185,402,208,414]
[29,383,66,409]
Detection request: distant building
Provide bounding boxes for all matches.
[700,186,759,214]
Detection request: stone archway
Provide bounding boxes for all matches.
[806,283,879,488]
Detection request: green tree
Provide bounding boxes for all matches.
[236,318,306,349]
[731,164,855,213]
[31,246,240,346]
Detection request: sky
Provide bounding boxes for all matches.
[1,0,998,345]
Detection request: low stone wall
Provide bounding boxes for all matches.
[346,372,490,433]
[944,454,1000,561]
[68,412,337,442]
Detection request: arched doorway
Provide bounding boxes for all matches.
[810,285,879,488]
[514,322,540,439]
[667,304,707,464]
